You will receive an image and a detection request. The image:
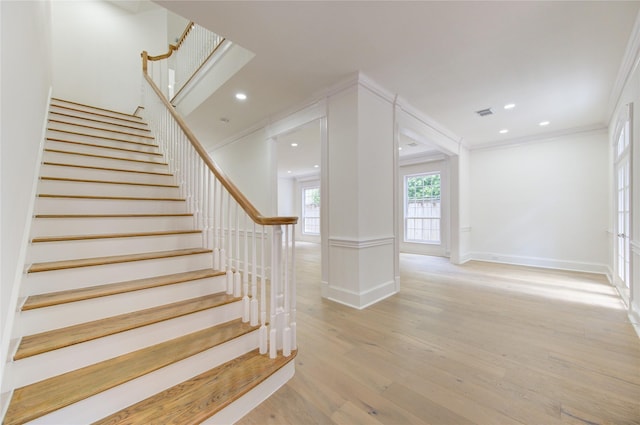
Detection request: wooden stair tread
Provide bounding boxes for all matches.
[44,148,167,165]
[38,194,184,201]
[46,138,162,156]
[51,98,143,120]
[32,229,201,243]
[40,176,177,188]
[93,349,296,425]
[50,104,146,125]
[48,119,154,139]
[35,213,193,218]
[42,161,173,176]
[15,292,236,360]
[28,248,212,273]
[22,269,224,310]
[4,319,257,425]
[47,128,156,147]
[49,111,150,132]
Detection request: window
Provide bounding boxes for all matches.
[405,173,441,243]
[302,186,320,235]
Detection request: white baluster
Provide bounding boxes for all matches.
[233,202,242,298]
[242,212,250,322]
[291,225,297,351]
[282,225,291,357]
[251,221,259,327]
[226,191,233,294]
[259,224,267,354]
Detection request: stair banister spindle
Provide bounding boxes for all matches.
[291,225,297,350]
[260,224,267,354]
[233,201,241,298]
[282,225,291,357]
[270,225,283,359]
[225,191,233,294]
[251,221,259,327]
[219,186,226,272]
[212,179,219,269]
[242,212,250,322]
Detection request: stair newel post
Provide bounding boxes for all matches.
[242,212,250,322]
[269,225,283,359]
[225,191,233,295]
[250,221,259,327]
[233,202,242,298]
[259,224,268,354]
[282,225,292,357]
[290,225,297,351]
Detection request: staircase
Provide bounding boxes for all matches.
[1,98,295,425]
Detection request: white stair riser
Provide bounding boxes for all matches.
[47,122,154,144]
[23,252,214,294]
[50,101,142,123]
[48,119,152,139]
[48,110,150,132]
[25,330,259,425]
[27,233,203,263]
[46,130,160,154]
[38,179,180,199]
[45,140,164,164]
[17,275,228,336]
[8,301,243,390]
[31,216,195,237]
[35,197,187,215]
[39,163,175,186]
[43,151,168,174]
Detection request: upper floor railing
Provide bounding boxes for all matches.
[141,24,298,359]
[143,21,225,102]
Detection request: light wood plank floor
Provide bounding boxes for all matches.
[238,242,640,425]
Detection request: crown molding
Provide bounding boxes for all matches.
[608,9,640,124]
[469,124,608,152]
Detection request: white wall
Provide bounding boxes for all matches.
[398,158,449,256]
[469,131,609,273]
[610,35,640,329]
[51,0,168,113]
[1,0,53,383]
[210,129,274,216]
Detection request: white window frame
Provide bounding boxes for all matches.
[404,172,441,244]
[301,185,320,236]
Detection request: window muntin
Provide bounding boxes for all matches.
[302,186,320,235]
[405,173,441,244]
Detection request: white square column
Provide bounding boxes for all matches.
[321,80,398,309]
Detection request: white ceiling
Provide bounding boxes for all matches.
[155,1,639,175]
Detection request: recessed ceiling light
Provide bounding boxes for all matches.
[504,103,516,110]
[499,129,509,134]
[398,147,403,151]
[235,93,247,101]
[287,170,292,174]
[539,121,550,126]
[314,164,319,168]
[291,143,298,147]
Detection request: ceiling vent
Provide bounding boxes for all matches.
[475,108,493,117]
[407,142,419,147]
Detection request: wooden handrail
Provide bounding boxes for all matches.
[142,21,194,65]
[142,71,297,226]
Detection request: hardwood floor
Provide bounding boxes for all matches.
[237,242,640,425]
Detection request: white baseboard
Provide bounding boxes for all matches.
[321,279,397,310]
[467,252,609,275]
[629,303,640,340]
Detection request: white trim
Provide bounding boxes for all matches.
[266,98,326,139]
[0,86,52,387]
[399,152,447,167]
[608,9,640,123]
[328,236,394,249]
[470,124,608,152]
[321,279,397,310]
[468,251,609,275]
[170,40,233,106]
